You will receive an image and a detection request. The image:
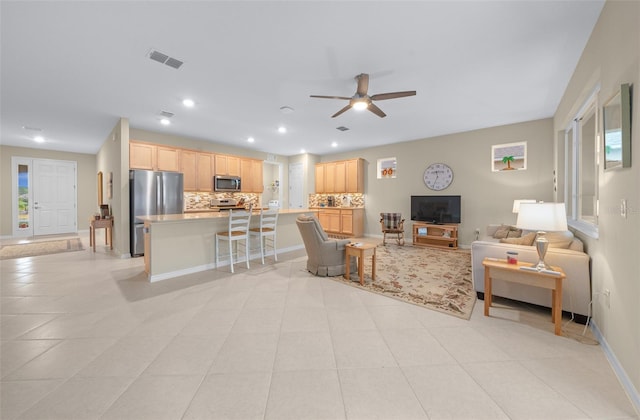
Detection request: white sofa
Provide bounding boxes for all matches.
[471,224,591,319]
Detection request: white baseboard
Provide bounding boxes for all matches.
[590,320,640,416]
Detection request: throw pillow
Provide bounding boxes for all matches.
[493,225,511,239]
[539,231,574,249]
[506,228,523,238]
[500,231,537,246]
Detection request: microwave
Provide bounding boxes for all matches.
[214,175,241,192]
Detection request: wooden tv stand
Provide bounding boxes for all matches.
[412,223,458,249]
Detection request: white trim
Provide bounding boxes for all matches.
[590,321,640,416]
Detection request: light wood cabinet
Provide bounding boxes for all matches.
[196,153,214,192]
[315,207,363,237]
[180,150,197,191]
[240,158,263,193]
[412,223,458,249]
[156,146,180,172]
[181,151,214,192]
[129,141,179,172]
[215,154,240,176]
[130,142,155,170]
[346,158,364,193]
[315,158,364,194]
[315,164,325,193]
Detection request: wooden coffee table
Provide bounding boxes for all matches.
[345,243,376,285]
[482,258,565,335]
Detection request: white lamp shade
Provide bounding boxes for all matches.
[516,202,568,232]
[512,199,536,213]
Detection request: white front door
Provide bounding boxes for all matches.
[32,159,77,235]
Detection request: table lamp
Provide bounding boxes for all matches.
[516,202,568,271]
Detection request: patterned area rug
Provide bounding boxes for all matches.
[0,238,84,260]
[336,244,475,319]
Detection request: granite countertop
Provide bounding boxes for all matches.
[139,208,314,223]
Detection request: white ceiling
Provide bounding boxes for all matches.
[1,1,604,157]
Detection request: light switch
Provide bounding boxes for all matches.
[621,199,628,218]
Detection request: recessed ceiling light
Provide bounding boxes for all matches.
[160,118,171,126]
[247,137,255,143]
[331,142,338,147]
[300,149,306,154]
[34,136,45,143]
[278,126,287,134]
[182,99,195,107]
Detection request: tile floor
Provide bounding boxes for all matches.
[1,233,638,419]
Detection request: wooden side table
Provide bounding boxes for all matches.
[345,243,376,285]
[482,258,566,335]
[89,217,113,252]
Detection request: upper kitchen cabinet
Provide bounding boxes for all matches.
[130,141,180,172]
[315,158,364,194]
[181,150,214,192]
[240,158,263,193]
[215,154,241,176]
[345,158,364,193]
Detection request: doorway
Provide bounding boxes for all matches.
[11,157,77,237]
[288,162,304,209]
[262,160,283,208]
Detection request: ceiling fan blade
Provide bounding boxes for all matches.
[370,90,416,101]
[310,95,352,100]
[368,103,386,118]
[331,104,352,118]
[355,73,369,97]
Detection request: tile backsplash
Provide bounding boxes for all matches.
[184,192,260,210]
[308,193,364,208]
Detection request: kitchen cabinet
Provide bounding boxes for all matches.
[181,150,214,192]
[315,207,363,237]
[240,158,263,193]
[215,154,240,176]
[129,141,179,172]
[346,158,364,193]
[314,158,364,194]
[315,164,325,193]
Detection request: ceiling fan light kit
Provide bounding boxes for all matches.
[311,73,416,118]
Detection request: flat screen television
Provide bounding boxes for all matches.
[411,195,461,224]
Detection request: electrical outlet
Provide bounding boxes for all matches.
[604,289,611,308]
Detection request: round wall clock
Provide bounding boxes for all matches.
[423,163,453,191]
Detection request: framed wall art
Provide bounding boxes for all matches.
[492,141,527,172]
[603,83,632,170]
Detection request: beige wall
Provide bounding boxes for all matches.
[321,118,555,245]
[96,118,129,256]
[554,0,640,401]
[0,146,97,237]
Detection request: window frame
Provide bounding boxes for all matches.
[560,87,600,239]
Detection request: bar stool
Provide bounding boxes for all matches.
[215,208,252,273]
[249,208,279,264]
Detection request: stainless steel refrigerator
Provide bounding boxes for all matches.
[130,170,184,257]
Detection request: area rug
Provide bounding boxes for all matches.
[0,238,84,260]
[336,244,475,320]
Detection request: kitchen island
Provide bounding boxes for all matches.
[138,208,312,282]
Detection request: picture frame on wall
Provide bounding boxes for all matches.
[603,83,632,170]
[491,141,527,172]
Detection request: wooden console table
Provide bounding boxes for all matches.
[89,217,113,252]
[482,258,565,335]
[412,223,458,249]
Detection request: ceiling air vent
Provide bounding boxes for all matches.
[159,110,175,118]
[336,126,349,132]
[148,49,184,70]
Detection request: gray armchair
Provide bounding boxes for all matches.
[296,214,356,276]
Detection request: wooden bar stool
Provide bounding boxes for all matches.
[249,209,279,264]
[215,209,252,273]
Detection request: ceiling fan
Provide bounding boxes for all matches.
[310,73,416,118]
